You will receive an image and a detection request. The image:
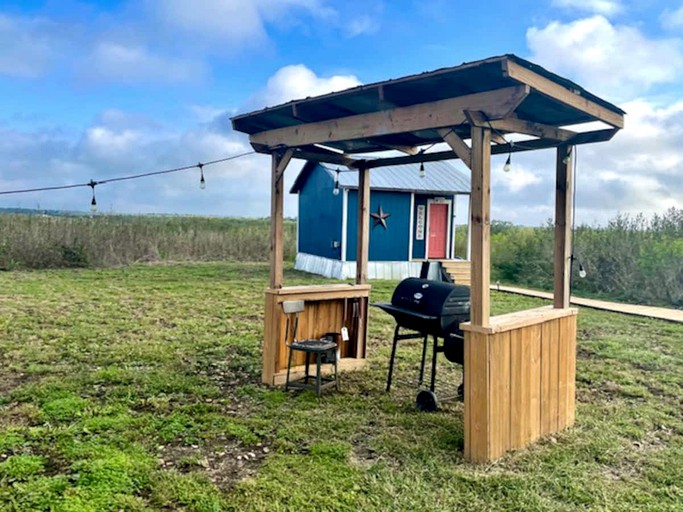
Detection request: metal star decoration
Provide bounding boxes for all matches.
[370,205,391,229]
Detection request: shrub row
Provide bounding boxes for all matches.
[0,215,296,269]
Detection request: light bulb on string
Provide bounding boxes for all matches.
[503,140,514,172]
[198,163,206,190]
[419,161,426,178]
[88,180,97,213]
[332,170,340,196]
[579,263,587,279]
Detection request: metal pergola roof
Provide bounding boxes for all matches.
[231,54,625,168]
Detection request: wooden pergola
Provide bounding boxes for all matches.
[231,54,624,462]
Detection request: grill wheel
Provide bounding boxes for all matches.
[416,389,439,412]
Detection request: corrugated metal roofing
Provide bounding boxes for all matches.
[320,161,470,194]
[231,54,625,157]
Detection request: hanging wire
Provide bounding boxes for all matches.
[0,151,255,196]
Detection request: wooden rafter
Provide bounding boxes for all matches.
[438,128,472,169]
[249,86,530,149]
[362,128,619,169]
[503,60,625,129]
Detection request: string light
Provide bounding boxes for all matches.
[0,152,255,212]
[88,180,97,213]
[579,263,587,279]
[198,163,206,190]
[332,169,340,196]
[419,161,426,178]
[503,141,514,172]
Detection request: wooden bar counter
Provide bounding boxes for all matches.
[262,284,370,386]
[461,306,578,462]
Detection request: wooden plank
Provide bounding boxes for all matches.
[438,128,472,169]
[487,117,576,141]
[461,305,578,335]
[262,293,278,385]
[503,59,624,129]
[469,126,491,328]
[356,166,371,284]
[464,332,472,461]
[363,128,619,169]
[540,321,552,435]
[269,152,290,289]
[488,332,511,459]
[250,86,530,149]
[465,332,490,462]
[528,324,542,442]
[509,327,527,450]
[548,319,560,433]
[554,145,573,309]
[566,314,577,426]
[557,316,569,430]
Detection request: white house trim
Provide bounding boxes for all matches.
[408,192,415,260]
[425,197,452,260]
[341,188,348,262]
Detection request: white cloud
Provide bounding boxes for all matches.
[0,14,65,78]
[81,41,207,85]
[551,0,623,16]
[661,4,683,30]
[527,16,683,100]
[150,0,334,49]
[345,15,379,38]
[248,64,361,109]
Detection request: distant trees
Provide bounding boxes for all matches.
[490,208,683,308]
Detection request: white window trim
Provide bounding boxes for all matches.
[425,198,452,260]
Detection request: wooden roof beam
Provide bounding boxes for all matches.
[466,111,577,141]
[438,128,472,169]
[503,60,624,129]
[364,128,619,169]
[249,85,530,150]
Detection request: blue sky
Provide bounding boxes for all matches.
[0,0,681,225]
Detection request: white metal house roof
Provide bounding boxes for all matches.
[291,161,471,195]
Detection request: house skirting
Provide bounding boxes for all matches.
[294,253,422,280]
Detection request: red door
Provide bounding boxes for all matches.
[427,203,448,259]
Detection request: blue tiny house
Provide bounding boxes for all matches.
[291,161,472,280]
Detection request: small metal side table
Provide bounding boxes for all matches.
[282,300,339,397]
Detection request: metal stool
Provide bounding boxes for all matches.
[283,300,339,397]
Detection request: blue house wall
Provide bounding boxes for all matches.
[297,167,343,260]
[345,190,411,262]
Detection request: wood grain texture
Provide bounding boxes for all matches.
[469,126,491,327]
[489,332,511,459]
[554,145,573,309]
[250,86,529,148]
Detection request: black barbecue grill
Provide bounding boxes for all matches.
[373,277,470,410]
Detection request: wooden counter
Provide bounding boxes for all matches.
[461,306,578,462]
[262,284,371,386]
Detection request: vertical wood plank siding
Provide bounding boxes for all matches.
[463,309,577,462]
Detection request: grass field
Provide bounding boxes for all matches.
[0,262,681,511]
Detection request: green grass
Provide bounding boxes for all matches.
[0,262,681,511]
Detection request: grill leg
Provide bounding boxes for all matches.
[386,324,401,392]
[430,335,438,392]
[418,333,428,386]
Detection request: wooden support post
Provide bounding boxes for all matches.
[470,126,491,327]
[269,149,293,289]
[554,145,573,309]
[356,165,371,284]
